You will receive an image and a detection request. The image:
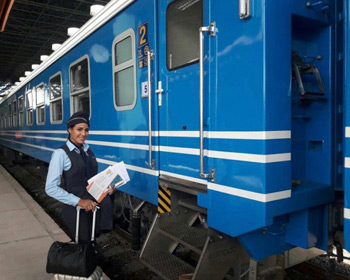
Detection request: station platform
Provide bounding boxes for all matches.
[0,164,110,280]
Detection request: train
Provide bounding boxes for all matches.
[0,0,349,279]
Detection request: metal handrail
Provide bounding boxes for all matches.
[147,50,154,169]
[199,23,215,178]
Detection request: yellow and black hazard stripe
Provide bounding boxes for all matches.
[158,185,171,213]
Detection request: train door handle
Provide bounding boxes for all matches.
[199,22,216,180]
[155,81,163,107]
[147,50,155,169]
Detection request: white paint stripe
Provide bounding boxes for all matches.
[0,134,290,163]
[160,170,208,185]
[3,0,135,102]
[160,145,199,155]
[345,157,350,168]
[0,130,291,140]
[160,146,290,163]
[345,208,350,219]
[0,133,66,142]
[90,131,151,136]
[86,140,159,151]
[206,130,291,140]
[208,183,291,202]
[346,127,350,138]
[0,137,159,176]
[0,137,292,203]
[0,134,157,151]
[96,158,159,176]
[0,133,290,163]
[0,137,55,152]
[207,150,291,163]
[0,130,67,134]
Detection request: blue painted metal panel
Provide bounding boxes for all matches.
[157,0,203,180]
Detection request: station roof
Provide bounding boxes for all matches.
[0,0,110,84]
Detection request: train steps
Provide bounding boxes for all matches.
[140,180,239,280]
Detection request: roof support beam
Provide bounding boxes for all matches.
[0,0,14,32]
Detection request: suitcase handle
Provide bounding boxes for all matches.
[75,206,99,243]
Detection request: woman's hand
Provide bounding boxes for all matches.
[78,199,97,212]
[108,184,116,195]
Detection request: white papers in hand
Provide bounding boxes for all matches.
[86,161,130,202]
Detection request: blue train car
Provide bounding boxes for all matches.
[0,0,349,279]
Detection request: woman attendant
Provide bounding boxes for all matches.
[45,111,113,241]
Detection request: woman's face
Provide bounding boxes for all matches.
[68,123,89,146]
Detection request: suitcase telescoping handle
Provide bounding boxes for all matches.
[75,206,99,243]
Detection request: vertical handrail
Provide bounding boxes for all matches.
[199,27,208,178]
[147,50,154,169]
[199,23,215,179]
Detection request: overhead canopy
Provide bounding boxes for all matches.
[0,0,110,84]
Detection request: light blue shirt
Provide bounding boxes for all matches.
[45,140,91,206]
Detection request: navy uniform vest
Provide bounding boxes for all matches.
[60,144,113,242]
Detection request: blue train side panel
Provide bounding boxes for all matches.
[198,0,336,259]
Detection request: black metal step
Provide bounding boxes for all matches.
[159,223,208,254]
[178,197,207,214]
[140,252,195,280]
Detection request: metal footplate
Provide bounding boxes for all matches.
[159,223,207,254]
[140,252,194,280]
[140,182,238,280]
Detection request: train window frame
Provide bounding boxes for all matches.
[0,108,3,128]
[0,108,2,128]
[26,89,33,126]
[166,0,203,71]
[8,103,12,127]
[112,28,136,111]
[2,107,6,128]
[18,95,24,127]
[36,83,45,125]
[49,72,63,124]
[69,55,91,118]
[1,108,4,128]
[12,99,17,127]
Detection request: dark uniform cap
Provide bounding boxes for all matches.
[66,111,90,128]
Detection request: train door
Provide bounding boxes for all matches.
[157,0,209,181]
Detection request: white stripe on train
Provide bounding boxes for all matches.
[0,134,290,163]
[0,137,292,202]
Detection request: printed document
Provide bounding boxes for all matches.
[86,161,130,203]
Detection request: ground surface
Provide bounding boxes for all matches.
[0,154,159,280]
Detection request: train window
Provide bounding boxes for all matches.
[112,29,136,110]
[8,103,12,127]
[49,73,63,123]
[12,100,17,127]
[70,56,91,117]
[18,96,24,127]
[36,83,45,125]
[26,90,33,126]
[0,109,3,128]
[166,0,203,70]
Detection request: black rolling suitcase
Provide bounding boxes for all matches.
[47,206,103,280]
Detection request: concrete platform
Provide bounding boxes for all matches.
[0,164,110,280]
